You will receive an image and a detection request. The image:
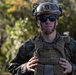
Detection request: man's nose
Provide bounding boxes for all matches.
[46,19,51,23]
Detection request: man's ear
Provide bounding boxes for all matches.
[37,20,40,27]
[56,19,58,26]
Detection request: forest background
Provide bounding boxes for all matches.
[0,0,76,74]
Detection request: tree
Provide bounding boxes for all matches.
[57,0,76,39]
[0,0,39,72]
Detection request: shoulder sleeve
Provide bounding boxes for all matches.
[65,38,76,74]
[70,38,76,74]
[8,39,34,75]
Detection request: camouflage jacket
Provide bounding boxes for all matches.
[8,33,76,75]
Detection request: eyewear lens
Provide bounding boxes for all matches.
[38,16,56,22]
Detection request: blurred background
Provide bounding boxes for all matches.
[0,0,76,75]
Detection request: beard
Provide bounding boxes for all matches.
[42,29,55,34]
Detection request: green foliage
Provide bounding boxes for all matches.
[57,0,76,38]
[0,0,38,72]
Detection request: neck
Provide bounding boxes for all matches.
[41,30,57,43]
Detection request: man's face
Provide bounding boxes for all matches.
[37,15,58,34]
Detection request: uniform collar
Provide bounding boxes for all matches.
[39,32,61,44]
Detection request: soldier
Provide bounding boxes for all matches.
[8,2,76,75]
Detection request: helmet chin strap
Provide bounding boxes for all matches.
[40,20,56,34]
[51,20,56,33]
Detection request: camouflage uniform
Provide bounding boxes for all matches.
[8,33,76,75]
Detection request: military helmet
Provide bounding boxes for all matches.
[32,2,62,17]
